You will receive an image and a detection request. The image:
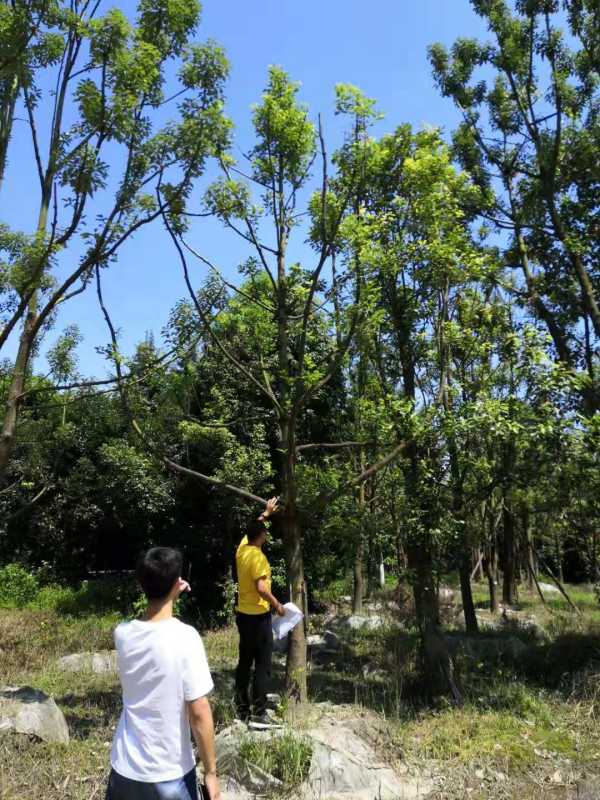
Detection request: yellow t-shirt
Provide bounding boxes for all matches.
[236,535,271,615]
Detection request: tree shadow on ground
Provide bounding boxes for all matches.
[56,688,121,740]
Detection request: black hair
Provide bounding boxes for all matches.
[136,547,182,600]
[247,519,267,543]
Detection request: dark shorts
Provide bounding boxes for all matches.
[105,767,199,800]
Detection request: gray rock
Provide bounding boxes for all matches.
[363,601,384,611]
[451,635,528,662]
[538,582,560,595]
[323,630,342,650]
[0,686,69,744]
[307,634,326,647]
[57,650,117,674]
[438,586,455,601]
[345,615,384,630]
[305,714,431,799]
[574,778,600,800]
[219,774,254,799]
[517,618,548,642]
[215,712,431,800]
[215,722,282,793]
[361,663,388,681]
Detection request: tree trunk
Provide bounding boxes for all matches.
[406,538,461,703]
[0,74,19,190]
[502,497,517,606]
[281,509,307,702]
[554,530,564,583]
[352,452,366,614]
[484,502,500,614]
[0,309,35,476]
[378,556,385,589]
[484,551,499,614]
[352,535,365,614]
[590,530,598,584]
[459,553,478,634]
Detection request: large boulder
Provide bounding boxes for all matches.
[0,686,69,744]
[303,712,430,799]
[57,650,118,674]
[215,710,431,800]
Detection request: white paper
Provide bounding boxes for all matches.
[272,602,303,640]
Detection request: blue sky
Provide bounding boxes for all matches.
[3,0,491,379]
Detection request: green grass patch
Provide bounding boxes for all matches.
[397,703,578,768]
[239,732,312,790]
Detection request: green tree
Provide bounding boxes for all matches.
[429,0,599,408]
[0,0,230,477]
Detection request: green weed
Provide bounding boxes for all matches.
[239,732,312,790]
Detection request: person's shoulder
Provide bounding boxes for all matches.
[173,619,202,642]
[113,619,135,643]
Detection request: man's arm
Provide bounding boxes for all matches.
[256,577,285,616]
[188,696,220,800]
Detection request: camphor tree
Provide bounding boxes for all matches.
[428,0,599,409]
[157,70,406,701]
[0,0,230,477]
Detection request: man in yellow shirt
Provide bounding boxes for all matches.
[235,497,285,726]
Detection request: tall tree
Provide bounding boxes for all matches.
[429,0,599,408]
[0,0,230,477]
[157,71,405,700]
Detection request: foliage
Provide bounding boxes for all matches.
[0,563,39,607]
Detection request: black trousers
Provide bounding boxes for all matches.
[235,611,272,717]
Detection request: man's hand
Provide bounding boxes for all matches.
[259,496,280,521]
[175,578,191,597]
[204,771,221,800]
[275,602,286,617]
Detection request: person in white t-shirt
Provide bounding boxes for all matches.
[106,547,221,800]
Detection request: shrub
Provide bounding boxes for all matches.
[30,584,77,611]
[0,563,39,608]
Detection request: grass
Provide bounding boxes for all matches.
[2,580,600,799]
[238,732,312,791]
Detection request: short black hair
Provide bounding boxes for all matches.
[247,519,267,543]
[136,547,182,600]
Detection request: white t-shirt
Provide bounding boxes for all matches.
[110,617,213,782]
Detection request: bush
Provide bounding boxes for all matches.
[239,732,312,789]
[0,563,39,608]
[30,584,77,611]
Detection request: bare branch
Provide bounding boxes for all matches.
[160,195,282,412]
[23,88,44,192]
[180,237,277,315]
[306,440,408,520]
[296,440,376,453]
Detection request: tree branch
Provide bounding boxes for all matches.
[306,440,408,520]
